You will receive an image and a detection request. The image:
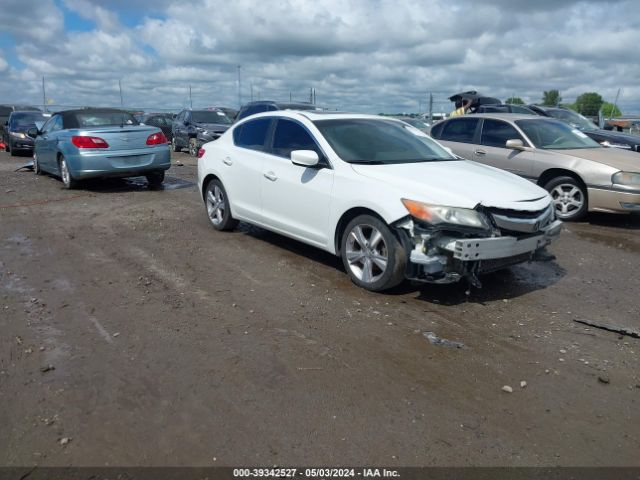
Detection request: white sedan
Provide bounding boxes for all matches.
[197,111,562,291]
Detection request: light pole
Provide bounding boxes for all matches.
[237,65,242,108]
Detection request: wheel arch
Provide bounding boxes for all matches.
[333,207,388,255]
[201,173,221,201]
[538,168,589,204]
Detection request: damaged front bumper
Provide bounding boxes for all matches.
[397,217,562,286]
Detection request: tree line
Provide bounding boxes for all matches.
[505,90,621,117]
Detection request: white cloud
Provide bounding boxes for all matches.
[0,0,638,113]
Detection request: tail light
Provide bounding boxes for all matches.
[146,132,168,145]
[197,148,205,158]
[71,136,109,149]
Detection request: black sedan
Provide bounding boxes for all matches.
[527,105,640,153]
[139,113,174,142]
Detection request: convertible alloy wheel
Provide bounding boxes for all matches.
[205,179,238,231]
[33,153,41,175]
[340,214,406,291]
[545,176,587,221]
[345,224,388,284]
[59,157,77,189]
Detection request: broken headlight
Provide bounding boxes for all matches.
[401,199,491,230]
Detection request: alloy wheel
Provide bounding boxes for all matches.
[345,224,388,284]
[206,185,226,226]
[551,184,584,219]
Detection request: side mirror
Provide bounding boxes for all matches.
[27,127,39,138]
[506,139,526,150]
[291,150,319,167]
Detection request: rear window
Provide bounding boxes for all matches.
[73,112,138,127]
[439,118,480,143]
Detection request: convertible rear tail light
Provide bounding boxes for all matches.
[71,136,109,149]
[197,148,205,158]
[146,132,168,145]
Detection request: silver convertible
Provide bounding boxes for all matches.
[27,108,171,189]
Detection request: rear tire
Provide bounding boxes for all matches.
[59,156,78,189]
[544,176,587,221]
[189,138,198,157]
[340,214,406,292]
[9,142,17,156]
[146,171,165,189]
[204,179,238,231]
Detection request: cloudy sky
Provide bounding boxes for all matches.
[0,0,638,114]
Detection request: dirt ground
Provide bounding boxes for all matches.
[0,149,638,467]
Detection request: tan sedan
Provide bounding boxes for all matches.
[430,113,640,220]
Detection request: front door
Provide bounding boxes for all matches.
[260,118,334,247]
[475,118,534,177]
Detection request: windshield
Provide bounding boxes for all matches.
[515,119,601,150]
[75,112,139,127]
[400,118,429,129]
[547,109,598,132]
[314,118,456,164]
[10,112,50,129]
[192,111,232,124]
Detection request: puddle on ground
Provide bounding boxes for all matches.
[81,175,196,192]
[126,175,196,191]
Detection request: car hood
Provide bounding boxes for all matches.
[552,147,640,171]
[195,122,230,132]
[590,129,640,146]
[351,160,551,211]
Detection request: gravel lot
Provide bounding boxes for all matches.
[0,149,638,466]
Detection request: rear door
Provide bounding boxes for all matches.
[476,118,534,176]
[260,118,334,246]
[224,117,273,222]
[433,117,480,160]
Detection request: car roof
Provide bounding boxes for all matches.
[241,110,397,122]
[464,113,554,122]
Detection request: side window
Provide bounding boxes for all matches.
[480,119,523,148]
[184,111,191,124]
[176,111,185,123]
[234,118,272,151]
[43,115,63,133]
[429,122,444,139]
[439,118,480,143]
[271,119,320,159]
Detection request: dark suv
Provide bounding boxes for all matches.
[527,105,640,153]
[235,101,319,121]
[1,105,41,150]
[4,111,51,156]
[171,108,233,156]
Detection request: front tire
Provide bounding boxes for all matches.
[172,136,181,152]
[340,214,406,292]
[33,153,41,175]
[544,176,587,221]
[205,179,238,231]
[9,142,17,156]
[59,156,78,189]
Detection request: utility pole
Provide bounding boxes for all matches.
[189,84,192,109]
[250,83,254,102]
[42,76,46,112]
[428,92,433,122]
[610,88,621,121]
[119,79,123,107]
[237,65,242,108]
[290,91,292,102]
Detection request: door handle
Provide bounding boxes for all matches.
[223,157,233,166]
[263,171,278,181]
[475,149,486,155]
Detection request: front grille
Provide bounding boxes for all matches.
[487,206,553,234]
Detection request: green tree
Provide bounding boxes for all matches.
[542,90,562,106]
[601,102,621,118]
[575,92,604,116]
[505,97,524,105]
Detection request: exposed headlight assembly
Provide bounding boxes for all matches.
[612,171,640,186]
[401,199,491,230]
[10,132,26,139]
